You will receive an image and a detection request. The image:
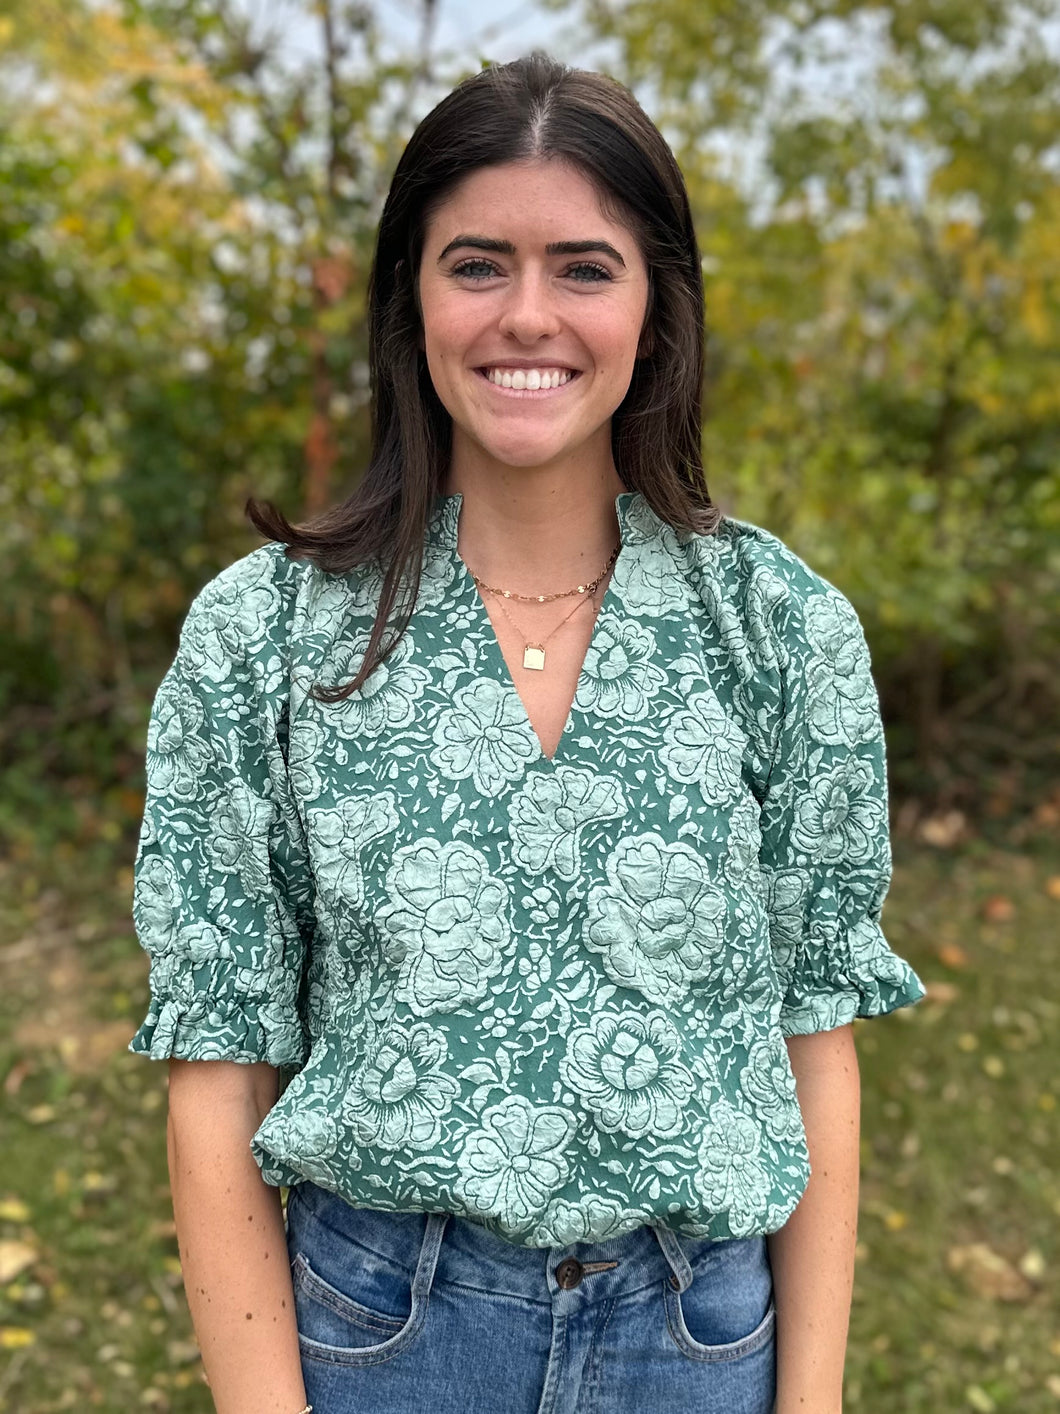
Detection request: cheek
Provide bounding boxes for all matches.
[584,298,650,370]
[420,291,482,358]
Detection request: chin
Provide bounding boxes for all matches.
[475,439,573,469]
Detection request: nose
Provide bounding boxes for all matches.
[497,270,562,344]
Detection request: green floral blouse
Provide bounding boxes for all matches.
[129,490,925,1248]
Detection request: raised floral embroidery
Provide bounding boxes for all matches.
[323,632,431,738]
[307,793,399,910]
[695,1099,771,1237]
[585,834,728,1005]
[433,677,539,794]
[508,765,626,879]
[133,854,182,954]
[454,1095,577,1231]
[531,1196,649,1247]
[804,593,881,747]
[660,689,747,805]
[560,1008,694,1137]
[574,620,667,719]
[205,779,274,898]
[378,838,512,1015]
[146,680,213,803]
[343,1022,460,1149]
[790,757,885,866]
[181,553,282,683]
[739,1034,804,1145]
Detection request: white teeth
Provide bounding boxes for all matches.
[486,368,573,389]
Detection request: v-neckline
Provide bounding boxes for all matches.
[435,490,641,767]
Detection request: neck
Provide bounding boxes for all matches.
[441,442,628,595]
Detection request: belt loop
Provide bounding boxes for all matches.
[651,1224,693,1293]
[412,1212,449,1299]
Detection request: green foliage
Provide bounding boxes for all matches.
[578,0,1060,800]
[0,0,1056,819]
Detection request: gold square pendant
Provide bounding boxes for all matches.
[523,645,546,671]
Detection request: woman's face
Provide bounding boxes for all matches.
[417,157,650,478]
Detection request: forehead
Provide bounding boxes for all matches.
[423,158,637,247]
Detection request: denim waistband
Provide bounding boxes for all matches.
[288,1181,725,1310]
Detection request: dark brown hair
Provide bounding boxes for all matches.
[249,52,716,697]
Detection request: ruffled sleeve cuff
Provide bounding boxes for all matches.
[128,959,308,1066]
[777,917,927,1038]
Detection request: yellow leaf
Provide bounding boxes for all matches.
[966,1386,996,1413]
[947,1243,1034,1302]
[0,1199,30,1223]
[0,1326,35,1349]
[1018,1249,1045,1282]
[0,1241,37,1283]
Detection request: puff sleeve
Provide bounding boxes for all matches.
[758,583,926,1037]
[127,547,315,1066]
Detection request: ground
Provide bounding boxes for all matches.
[0,813,1057,1412]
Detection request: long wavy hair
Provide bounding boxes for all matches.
[248,52,716,698]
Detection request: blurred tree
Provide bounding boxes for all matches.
[0,0,1056,827]
[0,0,442,829]
[573,0,1060,798]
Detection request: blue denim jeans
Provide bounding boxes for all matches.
[284,1180,776,1413]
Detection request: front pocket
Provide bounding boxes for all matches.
[291,1251,427,1366]
[662,1237,777,1363]
[665,1284,776,1362]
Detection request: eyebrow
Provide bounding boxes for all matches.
[436,235,627,267]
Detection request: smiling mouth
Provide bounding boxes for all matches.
[478,367,579,391]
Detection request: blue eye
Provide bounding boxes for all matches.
[568,262,612,282]
[451,259,498,280]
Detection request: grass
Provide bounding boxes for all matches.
[0,813,1057,1412]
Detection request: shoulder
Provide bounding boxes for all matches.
[688,515,850,604]
[187,541,312,620]
[176,543,318,688]
[677,516,872,674]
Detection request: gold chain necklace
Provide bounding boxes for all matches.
[466,542,621,604]
[485,582,598,671]
[464,543,621,671]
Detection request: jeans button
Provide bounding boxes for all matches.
[555,1258,584,1289]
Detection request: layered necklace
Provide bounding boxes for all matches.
[464,542,621,671]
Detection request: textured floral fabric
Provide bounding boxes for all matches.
[129,490,926,1248]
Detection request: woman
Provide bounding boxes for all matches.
[129,53,926,1414]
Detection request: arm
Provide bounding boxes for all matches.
[767,1024,860,1414]
[167,1058,307,1414]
